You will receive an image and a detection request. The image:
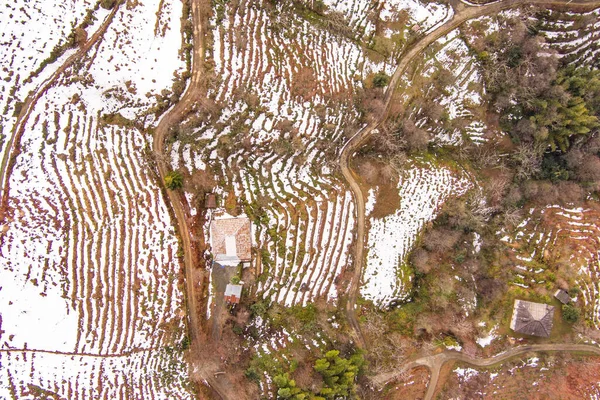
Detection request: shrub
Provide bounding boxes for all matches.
[100,0,116,9]
[164,171,183,190]
[562,304,580,323]
[373,72,391,88]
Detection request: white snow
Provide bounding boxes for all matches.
[476,325,498,347]
[365,188,377,217]
[0,0,191,397]
[362,163,471,306]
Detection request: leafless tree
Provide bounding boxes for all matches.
[423,228,461,253]
[358,160,380,184]
[411,248,432,274]
[512,143,543,181]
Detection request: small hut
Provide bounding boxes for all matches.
[224,284,243,304]
[554,289,570,305]
[205,193,217,209]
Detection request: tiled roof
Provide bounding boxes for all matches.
[209,214,252,263]
[554,289,570,304]
[510,300,555,337]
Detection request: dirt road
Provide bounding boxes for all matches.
[338,0,600,352]
[372,343,600,399]
[151,0,245,399]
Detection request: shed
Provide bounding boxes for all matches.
[510,300,555,338]
[224,284,243,304]
[205,193,217,209]
[554,289,570,305]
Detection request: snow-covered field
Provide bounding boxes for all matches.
[0,0,192,397]
[362,163,471,307]
[406,28,490,145]
[172,1,401,307]
[0,0,100,186]
[323,0,453,38]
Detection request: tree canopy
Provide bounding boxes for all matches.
[477,19,600,152]
[272,350,364,399]
[164,170,183,190]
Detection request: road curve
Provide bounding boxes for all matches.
[339,0,600,352]
[0,1,123,218]
[371,343,600,399]
[151,1,245,399]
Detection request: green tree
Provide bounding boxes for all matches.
[313,350,364,399]
[164,171,183,190]
[273,373,307,400]
[373,72,391,88]
[562,304,580,323]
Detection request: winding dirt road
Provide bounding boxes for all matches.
[372,343,600,399]
[339,0,600,352]
[151,1,244,399]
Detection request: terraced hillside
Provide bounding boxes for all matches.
[170,0,457,308]
[0,0,102,166]
[536,7,600,68]
[0,0,193,398]
[173,1,377,307]
[501,204,600,328]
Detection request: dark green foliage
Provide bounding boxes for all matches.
[562,304,580,323]
[540,153,569,182]
[269,350,364,400]
[165,171,183,190]
[568,287,580,298]
[100,0,117,9]
[250,301,268,318]
[244,366,261,383]
[179,335,190,351]
[478,19,600,152]
[373,72,391,88]
[289,303,317,325]
[313,350,364,399]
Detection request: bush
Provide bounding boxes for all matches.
[562,304,580,323]
[250,301,268,318]
[373,72,391,88]
[164,171,183,190]
[313,350,364,398]
[568,287,580,297]
[100,0,116,9]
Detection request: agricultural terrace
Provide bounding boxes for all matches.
[501,205,600,328]
[170,0,417,307]
[0,0,101,167]
[0,0,194,398]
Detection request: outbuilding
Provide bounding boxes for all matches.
[205,193,217,209]
[224,283,243,304]
[554,289,570,305]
